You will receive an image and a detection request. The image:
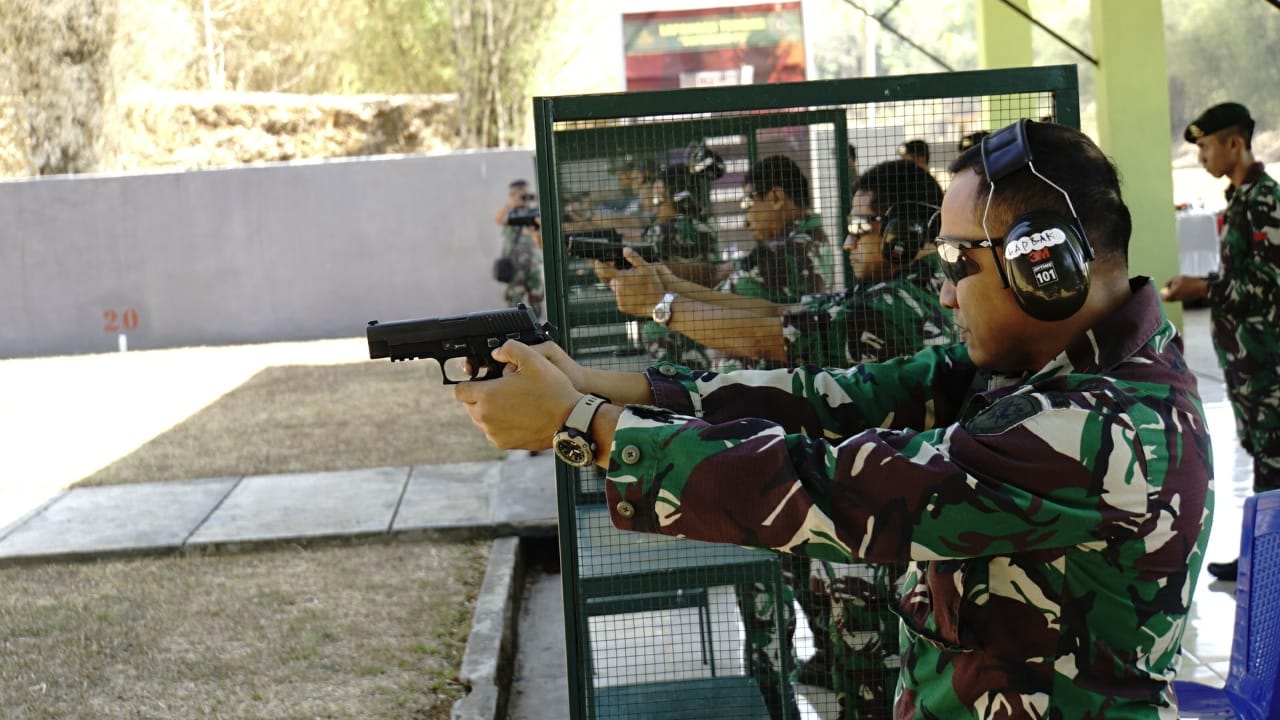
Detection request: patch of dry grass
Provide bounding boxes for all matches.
[78,360,503,486]
[3,353,512,718]
[0,540,488,719]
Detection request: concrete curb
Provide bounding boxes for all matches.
[453,535,527,720]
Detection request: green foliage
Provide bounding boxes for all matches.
[350,0,453,94]
[9,0,1278,165]
[1163,0,1280,139]
[180,0,366,93]
[448,0,561,147]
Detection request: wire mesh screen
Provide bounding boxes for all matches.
[536,66,1079,720]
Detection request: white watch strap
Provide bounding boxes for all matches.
[564,393,607,433]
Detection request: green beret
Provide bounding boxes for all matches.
[1185,102,1254,143]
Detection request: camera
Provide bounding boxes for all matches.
[506,193,541,228]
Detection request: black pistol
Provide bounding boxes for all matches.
[366,303,554,384]
[564,229,660,270]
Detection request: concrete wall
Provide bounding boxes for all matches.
[0,149,537,358]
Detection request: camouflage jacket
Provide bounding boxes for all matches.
[782,254,954,368]
[604,278,1213,720]
[717,214,827,302]
[642,214,720,262]
[1206,162,1280,381]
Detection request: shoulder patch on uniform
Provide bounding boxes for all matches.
[965,394,1044,435]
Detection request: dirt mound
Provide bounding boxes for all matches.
[1,91,460,176]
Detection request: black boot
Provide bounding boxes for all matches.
[1206,558,1238,581]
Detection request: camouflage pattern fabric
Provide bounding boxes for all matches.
[641,214,721,367]
[711,214,827,719]
[822,561,900,720]
[712,215,828,373]
[1205,163,1280,492]
[783,254,954,367]
[776,253,954,718]
[604,279,1213,720]
[501,225,544,319]
[720,215,827,302]
[643,214,720,262]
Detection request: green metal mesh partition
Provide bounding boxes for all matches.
[535,65,1079,720]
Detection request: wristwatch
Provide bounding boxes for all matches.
[552,393,609,467]
[652,292,677,326]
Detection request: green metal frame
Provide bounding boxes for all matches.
[533,64,1080,720]
[552,109,851,356]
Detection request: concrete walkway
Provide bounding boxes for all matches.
[0,452,558,564]
[0,451,559,720]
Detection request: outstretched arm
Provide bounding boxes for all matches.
[454,340,643,467]
[609,251,790,363]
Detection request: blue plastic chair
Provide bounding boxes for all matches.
[1175,489,1280,720]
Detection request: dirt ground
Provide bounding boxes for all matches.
[0,339,505,719]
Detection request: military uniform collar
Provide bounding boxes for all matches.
[1226,162,1267,202]
[791,213,823,234]
[1039,277,1165,379]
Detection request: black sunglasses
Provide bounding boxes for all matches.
[847,214,884,236]
[934,236,995,284]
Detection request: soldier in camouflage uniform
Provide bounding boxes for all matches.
[495,179,544,319]
[1162,102,1280,582]
[608,159,954,718]
[604,154,827,719]
[457,120,1214,719]
[778,159,952,719]
[710,155,825,720]
[638,160,723,368]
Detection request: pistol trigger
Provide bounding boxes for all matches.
[488,357,508,379]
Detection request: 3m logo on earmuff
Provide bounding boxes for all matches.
[1006,227,1068,288]
[1004,227,1067,260]
[980,119,1093,322]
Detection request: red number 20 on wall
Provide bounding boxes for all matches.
[103,308,140,332]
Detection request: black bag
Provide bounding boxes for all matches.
[492,256,517,283]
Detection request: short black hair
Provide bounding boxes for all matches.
[744,155,811,209]
[854,159,943,214]
[1226,120,1256,151]
[509,179,529,188]
[848,143,857,162]
[958,131,989,153]
[899,139,929,162]
[949,121,1131,263]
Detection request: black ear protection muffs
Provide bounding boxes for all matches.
[980,119,1095,322]
[882,201,942,263]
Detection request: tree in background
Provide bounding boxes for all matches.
[448,0,561,148]
[351,0,453,95]
[0,0,117,176]
[183,0,364,93]
[1163,0,1280,143]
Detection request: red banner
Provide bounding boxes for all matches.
[623,3,806,92]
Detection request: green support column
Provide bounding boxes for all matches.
[1090,0,1181,327]
[977,0,1032,69]
[976,0,1033,129]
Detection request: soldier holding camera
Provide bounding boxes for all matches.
[493,179,544,320]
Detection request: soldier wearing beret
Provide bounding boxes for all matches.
[1162,102,1280,581]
